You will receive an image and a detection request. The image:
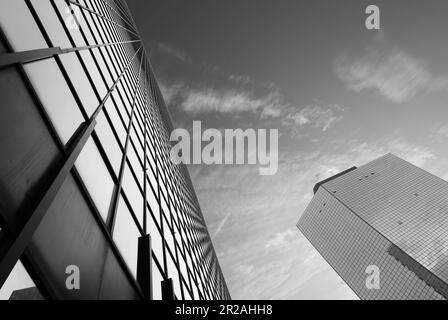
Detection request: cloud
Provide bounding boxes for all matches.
[158,82,185,106]
[159,82,287,117]
[156,42,189,62]
[335,44,448,103]
[228,74,254,85]
[431,123,448,143]
[265,229,297,249]
[156,43,345,139]
[160,81,345,141]
[285,104,344,132]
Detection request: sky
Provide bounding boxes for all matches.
[128,0,448,299]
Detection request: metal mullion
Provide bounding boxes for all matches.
[47,0,135,178]
[117,45,140,109]
[83,0,122,80]
[95,0,124,38]
[171,215,185,300]
[26,0,94,134]
[185,216,203,296]
[73,0,137,135]
[110,0,137,31]
[0,39,139,68]
[155,104,168,279]
[54,0,134,150]
[151,246,165,285]
[106,50,144,233]
[120,0,141,34]
[97,0,140,37]
[117,67,139,120]
[145,156,159,204]
[99,0,138,36]
[110,0,135,26]
[119,66,139,115]
[23,3,128,246]
[192,239,207,297]
[130,103,147,152]
[69,0,139,38]
[0,46,141,288]
[178,222,195,298]
[27,0,140,238]
[88,0,124,71]
[100,0,133,32]
[127,122,150,183]
[142,63,149,236]
[97,3,130,75]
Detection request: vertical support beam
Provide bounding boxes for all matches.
[137,234,152,300]
[161,278,175,300]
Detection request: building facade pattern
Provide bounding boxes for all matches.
[298,153,448,300]
[0,0,230,300]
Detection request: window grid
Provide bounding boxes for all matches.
[0,0,229,300]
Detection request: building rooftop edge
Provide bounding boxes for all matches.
[313,166,357,194]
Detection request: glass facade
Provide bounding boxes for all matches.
[297,153,448,300]
[0,0,229,300]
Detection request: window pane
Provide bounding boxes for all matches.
[0,0,47,51]
[30,0,71,48]
[122,163,143,227]
[53,0,87,47]
[112,88,129,125]
[94,110,122,176]
[147,208,163,270]
[152,261,163,300]
[23,59,84,145]
[167,255,182,299]
[105,99,127,145]
[113,197,139,279]
[79,50,108,98]
[127,142,143,189]
[75,137,114,222]
[59,52,100,117]
[147,182,160,226]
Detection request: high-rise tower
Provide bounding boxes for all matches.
[298,154,448,300]
[0,0,229,300]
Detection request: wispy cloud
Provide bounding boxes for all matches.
[335,39,448,103]
[431,123,448,143]
[159,82,287,118]
[265,229,297,249]
[160,81,345,140]
[156,42,190,62]
[228,74,254,85]
[284,104,344,133]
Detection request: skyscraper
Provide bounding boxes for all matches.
[0,0,230,300]
[297,153,448,300]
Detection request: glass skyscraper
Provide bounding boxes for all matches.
[0,0,230,300]
[297,153,448,300]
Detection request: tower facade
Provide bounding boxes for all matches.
[0,0,229,300]
[298,153,448,300]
